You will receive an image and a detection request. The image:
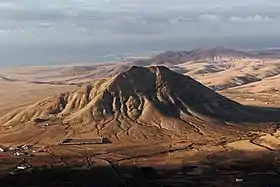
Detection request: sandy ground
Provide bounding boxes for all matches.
[1,51,280,186]
[0,80,75,117]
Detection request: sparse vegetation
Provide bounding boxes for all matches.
[1,49,280,186]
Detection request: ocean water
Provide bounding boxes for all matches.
[1,36,280,68]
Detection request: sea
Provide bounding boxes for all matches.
[1,36,280,68]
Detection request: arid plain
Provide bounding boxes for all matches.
[1,48,280,186]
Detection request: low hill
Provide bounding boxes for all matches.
[134,47,254,66]
[0,66,278,145]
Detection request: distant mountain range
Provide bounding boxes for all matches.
[133,47,254,65]
[133,47,280,65]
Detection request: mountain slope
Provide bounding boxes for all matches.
[0,66,275,145]
[134,48,253,66]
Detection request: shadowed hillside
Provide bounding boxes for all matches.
[0,66,280,145]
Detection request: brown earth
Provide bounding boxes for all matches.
[1,48,280,186]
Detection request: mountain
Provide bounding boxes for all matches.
[251,48,280,59]
[0,66,276,145]
[134,47,254,66]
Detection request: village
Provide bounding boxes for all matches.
[1,140,280,186]
[0,144,51,175]
[0,136,110,176]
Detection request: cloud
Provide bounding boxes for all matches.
[229,15,275,23]
[1,0,280,46]
[39,22,56,28]
[0,29,11,34]
[198,14,220,22]
[0,2,19,10]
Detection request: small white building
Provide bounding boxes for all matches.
[14,152,24,156]
[236,178,243,182]
[21,145,29,150]
[17,166,27,170]
[9,147,16,151]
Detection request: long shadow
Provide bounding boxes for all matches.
[196,104,280,123]
[1,151,280,187]
[245,105,280,112]
[241,105,280,123]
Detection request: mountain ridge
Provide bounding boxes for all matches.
[134,47,254,66]
[0,66,278,145]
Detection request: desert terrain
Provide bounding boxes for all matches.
[1,48,280,186]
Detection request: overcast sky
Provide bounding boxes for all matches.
[0,0,279,44]
[0,0,280,67]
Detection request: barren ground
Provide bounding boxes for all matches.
[1,51,280,186]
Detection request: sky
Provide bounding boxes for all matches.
[0,0,280,67]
